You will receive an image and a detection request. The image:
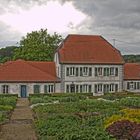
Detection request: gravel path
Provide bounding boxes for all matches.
[0,98,37,140]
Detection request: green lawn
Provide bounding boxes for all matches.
[30,92,140,140]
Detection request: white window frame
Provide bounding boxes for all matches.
[44,84,54,93]
[97,67,103,76]
[83,67,88,76]
[110,67,115,76]
[97,84,103,93]
[2,85,9,94]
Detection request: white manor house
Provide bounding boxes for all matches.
[0,34,140,97]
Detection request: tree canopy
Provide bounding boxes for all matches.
[0,46,18,63]
[123,55,140,63]
[13,29,62,61]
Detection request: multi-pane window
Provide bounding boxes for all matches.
[95,83,118,94]
[110,67,115,76]
[66,84,92,93]
[2,85,9,94]
[34,85,40,94]
[95,67,119,77]
[127,82,140,90]
[66,67,92,77]
[95,67,103,76]
[104,84,109,93]
[104,67,110,76]
[44,85,54,93]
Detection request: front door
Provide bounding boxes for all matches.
[20,85,27,98]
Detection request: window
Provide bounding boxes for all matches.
[76,85,79,93]
[44,85,54,93]
[110,84,115,92]
[134,82,137,90]
[104,84,109,93]
[66,67,75,76]
[95,84,98,93]
[115,84,118,92]
[82,84,88,93]
[98,67,103,76]
[110,67,115,76]
[70,67,75,76]
[95,67,103,76]
[44,85,48,93]
[104,67,110,76]
[127,82,134,90]
[98,84,102,92]
[80,85,83,93]
[89,85,92,93]
[83,67,88,76]
[34,85,40,93]
[95,84,103,93]
[2,85,9,94]
[48,85,54,93]
[66,84,91,93]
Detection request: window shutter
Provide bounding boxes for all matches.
[76,67,79,76]
[115,68,118,76]
[95,68,98,76]
[66,67,69,76]
[89,67,92,76]
[80,67,83,76]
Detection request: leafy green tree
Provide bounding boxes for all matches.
[13,29,62,61]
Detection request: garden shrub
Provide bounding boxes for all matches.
[106,120,140,140]
[119,97,140,108]
[105,108,140,128]
[0,105,13,111]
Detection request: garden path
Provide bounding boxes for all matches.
[0,98,37,140]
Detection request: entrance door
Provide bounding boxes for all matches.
[20,85,27,98]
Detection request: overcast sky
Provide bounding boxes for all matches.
[0,0,140,54]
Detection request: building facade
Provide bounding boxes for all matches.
[0,34,139,97]
[54,35,124,95]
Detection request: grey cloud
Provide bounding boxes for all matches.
[0,0,140,54]
[60,0,140,54]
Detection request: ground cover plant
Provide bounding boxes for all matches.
[30,92,140,140]
[0,94,17,123]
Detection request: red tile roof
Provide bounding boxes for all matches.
[0,60,59,82]
[124,63,140,80]
[58,34,124,64]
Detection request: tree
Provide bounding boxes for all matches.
[0,46,18,63]
[13,29,62,61]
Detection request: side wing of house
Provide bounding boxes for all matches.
[124,63,140,92]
